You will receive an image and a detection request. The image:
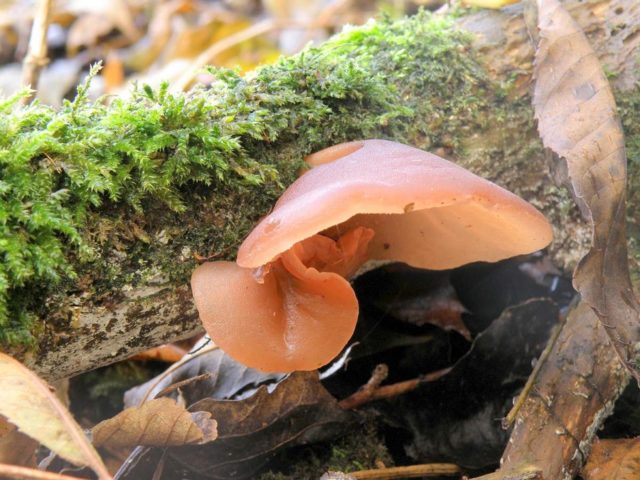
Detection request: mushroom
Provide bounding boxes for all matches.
[191,140,553,372]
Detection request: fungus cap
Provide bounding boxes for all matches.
[192,140,553,373]
[238,140,552,270]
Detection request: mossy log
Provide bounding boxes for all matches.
[3,0,639,379]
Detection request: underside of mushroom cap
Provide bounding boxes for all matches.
[238,140,553,270]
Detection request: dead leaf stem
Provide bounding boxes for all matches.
[338,367,452,410]
[502,311,566,429]
[173,16,339,91]
[0,463,86,480]
[21,0,52,104]
[348,463,462,479]
[138,343,219,405]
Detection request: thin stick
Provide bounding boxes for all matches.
[21,0,52,104]
[339,367,452,410]
[349,463,462,479]
[173,19,278,91]
[301,0,353,45]
[502,313,567,429]
[172,16,339,91]
[0,464,88,480]
[470,467,542,480]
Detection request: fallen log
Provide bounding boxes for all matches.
[2,0,638,380]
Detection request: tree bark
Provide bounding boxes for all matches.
[15,0,640,380]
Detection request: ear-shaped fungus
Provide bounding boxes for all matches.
[191,140,553,372]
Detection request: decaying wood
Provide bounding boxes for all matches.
[24,0,640,380]
[473,302,629,480]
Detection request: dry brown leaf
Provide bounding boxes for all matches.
[116,372,353,479]
[122,0,195,72]
[379,283,470,340]
[63,0,140,41]
[0,417,37,466]
[66,14,115,55]
[533,0,640,377]
[129,344,187,364]
[583,438,640,480]
[103,54,125,93]
[92,397,217,449]
[0,352,111,480]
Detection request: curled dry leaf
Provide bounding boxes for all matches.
[483,301,627,480]
[0,352,111,480]
[533,0,640,377]
[582,438,640,480]
[116,372,353,480]
[92,397,217,449]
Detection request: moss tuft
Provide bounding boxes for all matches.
[1,11,490,346]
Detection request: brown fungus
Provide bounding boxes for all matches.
[191,140,553,372]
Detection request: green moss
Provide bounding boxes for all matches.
[258,418,393,479]
[1,11,491,347]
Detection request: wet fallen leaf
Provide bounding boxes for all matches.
[116,371,353,479]
[533,0,640,378]
[0,352,111,480]
[92,397,217,449]
[582,438,640,480]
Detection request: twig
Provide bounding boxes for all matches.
[21,0,52,104]
[172,15,340,91]
[470,466,542,480]
[172,19,283,91]
[0,464,87,480]
[301,0,353,45]
[502,312,567,429]
[349,463,462,479]
[339,366,452,410]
